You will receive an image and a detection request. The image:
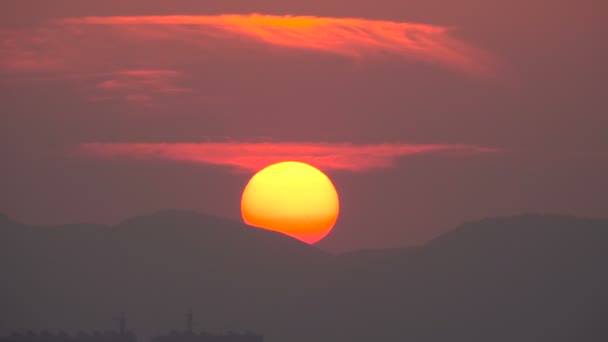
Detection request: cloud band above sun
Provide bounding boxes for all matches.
[2,14,493,75]
[79,142,498,172]
[59,14,492,75]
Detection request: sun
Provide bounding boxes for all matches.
[241,161,340,244]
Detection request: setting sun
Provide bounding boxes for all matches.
[241,161,339,244]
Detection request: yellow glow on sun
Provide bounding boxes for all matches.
[241,161,339,244]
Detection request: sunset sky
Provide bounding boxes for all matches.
[1,0,606,252]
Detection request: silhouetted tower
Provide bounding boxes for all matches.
[186,310,193,332]
[114,312,127,335]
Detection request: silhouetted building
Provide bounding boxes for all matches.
[151,331,262,342]
[1,315,137,342]
[0,313,261,342]
[151,312,262,342]
[0,331,137,342]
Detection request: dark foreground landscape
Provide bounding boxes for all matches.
[1,211,607,342]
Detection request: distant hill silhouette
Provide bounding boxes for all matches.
[1,212,607,342]
[304,214,608,342]
[0,213,17,230]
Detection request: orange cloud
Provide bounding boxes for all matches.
[59,14,493,75]
[79,142,498,172]
[0,14,495,108]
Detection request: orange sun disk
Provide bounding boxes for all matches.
[241,161,339,244]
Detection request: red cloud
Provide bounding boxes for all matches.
[60,14,493,75]
[79,142,498,172]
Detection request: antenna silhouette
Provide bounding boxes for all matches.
[114,312,126,335]
[186,310,193,333]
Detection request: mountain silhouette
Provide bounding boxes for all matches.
[303,214,608,342]
[1,212,607,342]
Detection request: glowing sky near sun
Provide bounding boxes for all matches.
[1,0,606,252]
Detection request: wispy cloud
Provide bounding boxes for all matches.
[0,14,495,108]
[0,29,60,72]
[79,142,498,172]
[95,69,192,104]
[60,14,494,75]
[1,14,494,75]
